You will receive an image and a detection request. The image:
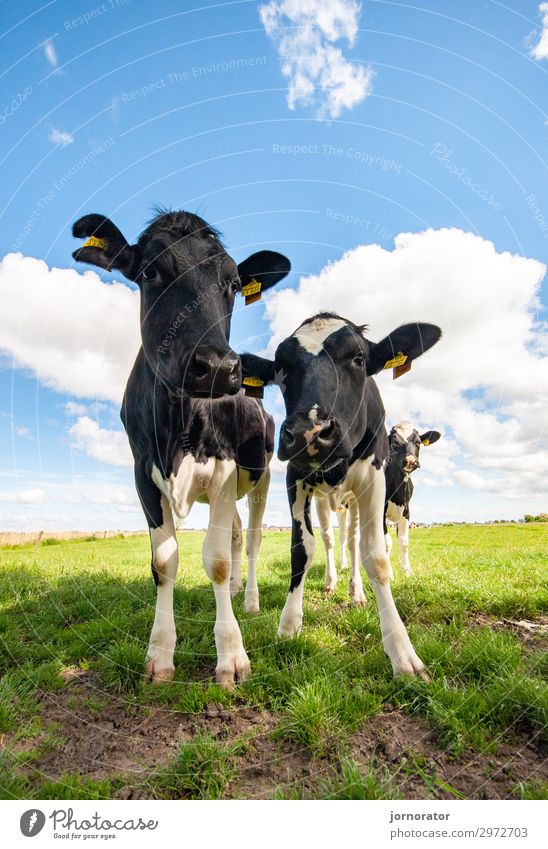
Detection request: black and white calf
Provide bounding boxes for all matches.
[72,210,289,686]
[385,422,441,575]
[241,313,441,677]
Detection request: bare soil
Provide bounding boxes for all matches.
[4,672,546,799]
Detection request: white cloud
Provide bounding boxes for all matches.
[69,416,133,467]
[48,127,74,146]
[259,0,373,119]
[0,253,140,403]
[531,3,548,60]
[0,488,46,504]
[261,227,548,510]
[43,40,58,68]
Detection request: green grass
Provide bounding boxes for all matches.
[0,523,546,799]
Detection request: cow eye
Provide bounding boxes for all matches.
[229,277,240,293]
[142,266,157,281]
[353,353,365,368]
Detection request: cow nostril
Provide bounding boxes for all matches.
[282,426,295,446]
[318,419,336,442]
[192,357,210,379]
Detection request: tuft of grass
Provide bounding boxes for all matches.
[514,780,548,800]
[277,674,382,756]
[98,641,145,693]
[151,733,246,799]
[319,758,401,800]
[36,773,121,800]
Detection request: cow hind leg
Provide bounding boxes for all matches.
[244,468,270,614]
[356,467,427,679]
[338,508,348,570]
[316,496,337,594]
[230,508,243,598]
[347,501,366,606]
[146,494,179,683]
[397,516,412,576]
[203,465,250,688]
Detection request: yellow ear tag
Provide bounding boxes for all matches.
[242,375,264,398]
[83,236,107,250]
[241,278,262,306]
[422,439,430,446]
[383,352,407,370]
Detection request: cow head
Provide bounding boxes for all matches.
[388,422,441,474]
[241,313,441,473]
[72,211,290,398]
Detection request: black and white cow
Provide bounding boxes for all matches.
[241,313,441,677]
[384,421,441,575]
[72,210,290,686]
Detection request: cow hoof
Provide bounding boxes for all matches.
[351,595,367,607]
[230,583,243,598]
[392,652,428,680]
[145,660,174,684]
[340,563,348,572]
[244,595,260,614]
[323,585,336,595]
[215,653,251,689]
[277,617,302,639]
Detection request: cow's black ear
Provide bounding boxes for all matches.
[240,353,276,384]
[72,214,141,281]
[366,323,442,376]
[237,250,290,294]
[420,430,441,446]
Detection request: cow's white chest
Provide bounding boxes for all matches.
[152,455,265,519]
[386,500,404,523]
[152,455,221,519]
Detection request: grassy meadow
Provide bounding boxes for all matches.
[0,522,546,800]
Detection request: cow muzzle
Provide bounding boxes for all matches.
[278,414,345,467]
[404,454,420,473]
[186,345,241,398]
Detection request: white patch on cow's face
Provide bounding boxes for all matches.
[308,404,319,422]
[392,421,415,441]
[293,316,347,355]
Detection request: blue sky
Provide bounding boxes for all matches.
[1,0,547,530]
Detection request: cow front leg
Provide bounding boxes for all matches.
[244,467,270,614]
[230,508,243,598]
[316,495,337,593]
[203,464,250,688]
[347,500,366,606]
[356,465,426,678]
[146,494,179,683]
[397,516,412,576]
[278,475,315,638]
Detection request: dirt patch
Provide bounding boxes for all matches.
[349,706,547,800]
[468,613,548,651]
[3,675,546,799]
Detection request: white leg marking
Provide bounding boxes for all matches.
[278,482,315,638]
[316,495,337,593]
[347,500,366,605]
[146,495,179,683]
[338,507,348,570]
[202,461,250,688]
[230,508,243,598]
[355,461,426,678]
[244,468,269,614]
[397,516,412,576]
